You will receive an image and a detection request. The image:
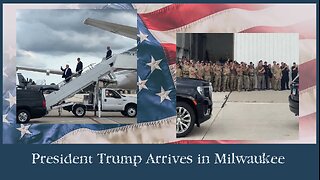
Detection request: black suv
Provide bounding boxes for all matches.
[176,77,213,137]
[289,75,299,116]
[16,89,47,123]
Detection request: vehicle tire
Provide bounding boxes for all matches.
[17,109,31,124]
[125,104,137,117]
[72,105,86,117]
[176,102,196,138]
[120,111,127,116]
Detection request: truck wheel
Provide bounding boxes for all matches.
[176,102,195,138]
[125,104,137,117]
[72,105,86,117]
[17,109,31,124]
[120,111,127,116]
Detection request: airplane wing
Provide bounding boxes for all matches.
[83,18,137,40]
[16,66,63,75]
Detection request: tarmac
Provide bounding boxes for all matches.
[180,90,299,141]
[31,90,298,141]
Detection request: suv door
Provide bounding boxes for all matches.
[102,89,124,110]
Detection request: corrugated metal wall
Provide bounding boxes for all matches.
[234,33,299,66]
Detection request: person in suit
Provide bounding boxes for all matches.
[61,64,72,82]
[106,46,112,59]
[76,58,83,75]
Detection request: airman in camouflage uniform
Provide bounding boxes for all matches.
[236,64,243,91]
[230,62,237,91]
[176,64,183,78]
[273,64,282,90]
[214,64,222,92]
[248,65,256,91]
[242,64,250,91]
[204,63,211,82]
[222,63,231,92]
[189,63,197,79]
[182,61,190,78]
[256,61,265,90]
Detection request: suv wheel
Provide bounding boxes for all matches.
[176,102,195,138]
[72,105,86,117]
[17,109,31,124]
[125,104,137,117]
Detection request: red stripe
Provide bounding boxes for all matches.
[299,112,316,142]
[140,4,270,31]
[240,19,316,39]
[161,43,176,65]
[299,59,316,91]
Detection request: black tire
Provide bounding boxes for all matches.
[125,104,137,117]
[17,109,31,124]
[176,102,196,138]
[120,111,127,116]
[72,105,86,117]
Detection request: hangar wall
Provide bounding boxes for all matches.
[234,33,299,66]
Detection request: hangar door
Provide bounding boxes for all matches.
[234,33,299,66]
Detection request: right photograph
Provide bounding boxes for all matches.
[176,33,299,140]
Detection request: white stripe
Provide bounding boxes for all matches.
[300,39,316,64]
[299,86,316,117]
[133,4,172,14]
[52,117,176,144]
[148,5,316,44]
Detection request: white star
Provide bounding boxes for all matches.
[156,87,171,103]
[3,114,10,124]
[16,124,32,139]
[137,31,149,43]
[6,45,15,60]
[5,92,16,108]
[147,56,162,73]
[137,76,148,92]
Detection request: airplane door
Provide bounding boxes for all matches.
[102,89,123,110]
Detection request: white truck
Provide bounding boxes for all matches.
[62,88,137,118]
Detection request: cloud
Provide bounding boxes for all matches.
[16,9,136,56]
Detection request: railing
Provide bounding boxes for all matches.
[57,63,96,88]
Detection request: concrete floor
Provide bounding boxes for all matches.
[180,90,299,141]
[30,110,136,124]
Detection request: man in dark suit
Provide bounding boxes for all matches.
[76,58,83,75]
[106,46,112,59]
[61,64,72,82]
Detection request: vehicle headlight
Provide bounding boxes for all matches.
[292,88,297,96]
[197,86,204,95]
[209,83,213,92]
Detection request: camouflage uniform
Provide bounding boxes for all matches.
[230,65,237,91]
[236,66,243,91]
[222,65,231,91]
[242,66,250,91]
[189,66,197,79]
[273,66,282,90]
[176,66,182,78]
[204,65,211,82]
[182,64,189,78]
[248,66,256,91]
[214,65,222,92]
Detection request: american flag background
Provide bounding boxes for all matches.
[2,3,316,144]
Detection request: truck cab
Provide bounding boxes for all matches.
[63,88,137,118]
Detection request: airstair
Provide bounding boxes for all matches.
[45,56,116,110]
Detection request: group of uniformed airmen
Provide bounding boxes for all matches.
[176,58,298,92]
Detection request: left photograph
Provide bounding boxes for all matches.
[16,9,137,124]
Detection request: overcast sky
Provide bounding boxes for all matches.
[16,9,136,84]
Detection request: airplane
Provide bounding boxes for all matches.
[16,17,137,90]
